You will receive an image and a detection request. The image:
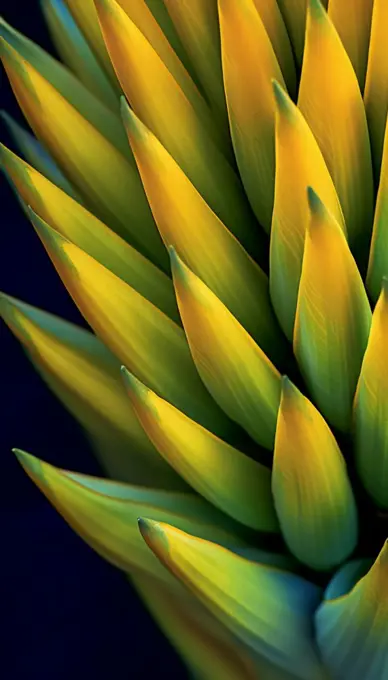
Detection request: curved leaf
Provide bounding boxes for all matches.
[41,0,119,110]
[14,450,241,583]
[328,0,374,89]
[0,16,127,154]
[364,0,388,176]
[273,377,358,570]
[252,0,296,95]
[0,112,80,201]
[139,520,326,680]
[0,38,168,270]
[133,572,260,680]
[163,0,228,125]
[298,0,374,260]
[31,220,234,441]
[276,0,309,66]
[294,188,372,432]
[218,0,285,232]
[0,144,179,322]
[270,80,345,341]
[354,280,388,508]
[171,250,282,451]
[0,293,181,487]
[366,116,388,303]
[123,369,279,532]
[95,0,258,250]
[316,541,388,680]
[122,104,285,364]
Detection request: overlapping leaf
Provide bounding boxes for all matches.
[354,281,388,509]
[122,105,285,363]
[123,368,279,532]
[270,81,345,341]
[298,0,374,260]
[139,520,327,680]
[171,250,282,450]
[316,541,388,680]
[0,145,179,322]
[0,293,181,487]
[294,189,372,432]
[272,378,358,570]
[364,0,388,176]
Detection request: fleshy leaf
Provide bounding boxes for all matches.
[31,221,234,441]
[14,450,242,583]
[0,144,179,323]
[218,0,285,233]
[364,0,388,176]
[122,104,286,364]
[252,0,296,95]
[0,38,168,270]
[95,0,259,252]
[298,0,374,260]
[0,293,182,487]
[366,116,388,303]
[272,377,358,570]
[316,541,388,680]
[171,250,282,451]
[41,0,119,110]
[0,111,80,201]
[328,0,374,89]
[123,369,279,532]
[133,572,261,680]
[276,0,309,66]
[294,188,372,432]
[354,281,388,509]
[0,16,128,155]
[163,0,228,126]
[139,520,326,680]
[270,81,345,341]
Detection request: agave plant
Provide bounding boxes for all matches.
[1,0,388,677]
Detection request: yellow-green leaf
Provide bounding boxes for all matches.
[41,0,119,110]
[367,117,388,303]
[0,293,181,487]
[133,572,260,680]
[354,281,388,509]
[0,38,168,270]
[163,0,228,125]
[328,0,374,90]
[0,16,127,155]
[316,540,388,680]
[95,0,257,250]
[171,250,282,451]
[276,0,309,66]
[123,369,279,532]
[122,105,285,364]
[0,144,179,322]
[364,0,388,176]
[218,0,285,232]
[298,0,374,259]
[294,188,372,432]
[31,221,234,441]
[273,377,358,570]
[139,520,327,680]
[14,450,241,583]
[252,0,297,95]
[0,112,80,201]
[270,81,345,341]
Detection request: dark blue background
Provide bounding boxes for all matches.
[1,3,187,677]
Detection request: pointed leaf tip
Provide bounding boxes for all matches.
[309,0,325,18]
[272,80,291,114]
[307,186,324,215]
[121,367,150,400]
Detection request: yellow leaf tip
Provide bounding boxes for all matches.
[138,517,168,554]
[169,246,188,283]
[13,448,41,477]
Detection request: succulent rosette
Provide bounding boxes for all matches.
[1,1,388,678]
